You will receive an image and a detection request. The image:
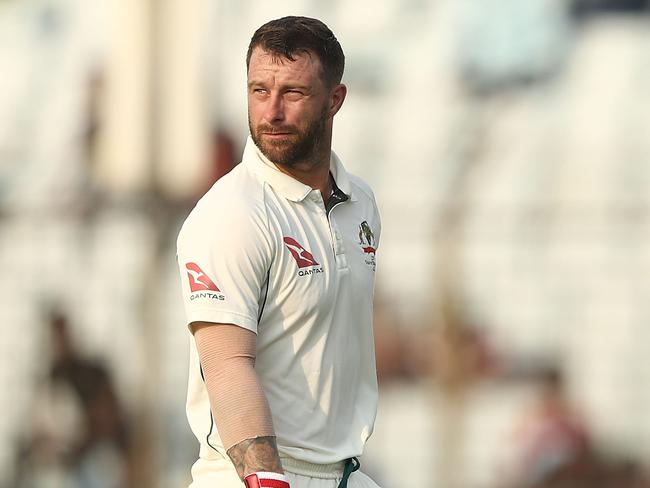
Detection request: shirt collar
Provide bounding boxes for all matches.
[242,136,357,203]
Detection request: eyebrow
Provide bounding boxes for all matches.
[247,80,311,91]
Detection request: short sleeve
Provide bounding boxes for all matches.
[176,193,273,333]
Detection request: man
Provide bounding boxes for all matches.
[177,16,382,488]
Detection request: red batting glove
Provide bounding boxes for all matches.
[244,472,290,488]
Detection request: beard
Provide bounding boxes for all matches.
[249,105,328,169]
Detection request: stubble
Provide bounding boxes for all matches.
[249,104,328,170]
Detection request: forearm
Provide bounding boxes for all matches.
[205,365,283,478]
[227,435,284,479]
[193,322,283,480]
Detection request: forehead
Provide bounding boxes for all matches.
[247,47,323,85]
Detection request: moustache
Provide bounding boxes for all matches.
[257,125,298,135]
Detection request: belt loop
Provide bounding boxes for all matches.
[337,457,360,488]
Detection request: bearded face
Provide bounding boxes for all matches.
[247,48,335,170]
[249,102,328,168]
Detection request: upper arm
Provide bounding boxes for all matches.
[177,195,273,334]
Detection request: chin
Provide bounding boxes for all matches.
[260,145,294,166]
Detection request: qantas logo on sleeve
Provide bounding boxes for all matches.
[283,237,323,276]
[184,263,225,301]
[186,262,220,291]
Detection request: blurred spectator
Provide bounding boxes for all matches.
[373,292,500,385]
[502,367,593,488]
[14,311,134,488]
[602,460,650,488]
[372,296,410,383]
[195,129,239,200]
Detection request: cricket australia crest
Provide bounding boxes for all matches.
[358,221,376,271]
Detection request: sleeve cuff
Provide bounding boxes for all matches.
[187,309,258,334]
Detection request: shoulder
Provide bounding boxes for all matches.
[347,172,382,241]
[177,164,269,249]
[348,173,378,207]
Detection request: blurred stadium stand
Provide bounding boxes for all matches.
[2,0,650,487]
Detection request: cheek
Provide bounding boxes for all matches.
[248,94,266,113]
[247,98,258,117]
[286,101,317,124]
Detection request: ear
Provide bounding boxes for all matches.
[328,84,347,117]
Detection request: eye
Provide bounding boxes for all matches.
[252,88,267,95]
[285,89,304,98]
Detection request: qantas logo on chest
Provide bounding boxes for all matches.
[283,237,319,268]
[283,237,323,276]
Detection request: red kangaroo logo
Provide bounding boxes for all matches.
[283,237,319,268]
[185,262,220,292]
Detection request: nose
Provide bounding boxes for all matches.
[264,92,285,123]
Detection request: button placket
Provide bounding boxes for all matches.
[307,189,348,270]
[331,223,347,269]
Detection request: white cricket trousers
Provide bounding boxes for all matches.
[189,456,381,488]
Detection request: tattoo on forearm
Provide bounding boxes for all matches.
[227,435,284,479]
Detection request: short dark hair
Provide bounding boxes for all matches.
[246,16,345,87]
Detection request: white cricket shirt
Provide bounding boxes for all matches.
[177,136,381,466]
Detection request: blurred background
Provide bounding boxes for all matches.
[1,0,650,487]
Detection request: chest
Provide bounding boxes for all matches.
[265,194,379,317]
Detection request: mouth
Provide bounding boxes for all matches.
[262,132,293,140]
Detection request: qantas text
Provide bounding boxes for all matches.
[298,266,324,277]
[190,292,225,301]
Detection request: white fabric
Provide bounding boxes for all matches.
[251,472,289,481]
[177,137,381,469]
[189,457,381,488]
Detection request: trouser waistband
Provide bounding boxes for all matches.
[280,457,346,479]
